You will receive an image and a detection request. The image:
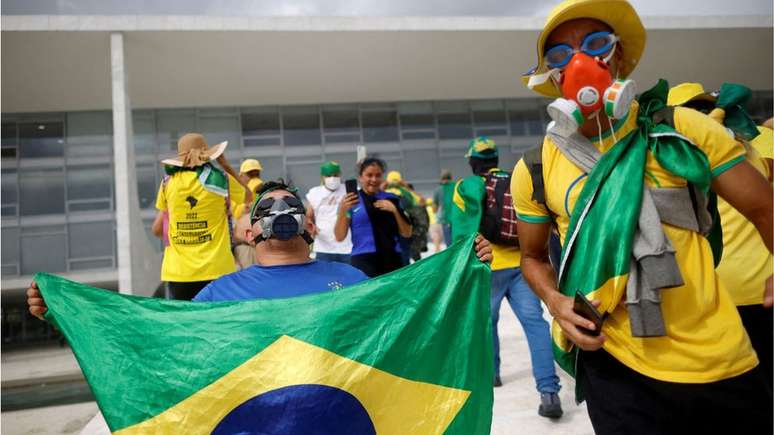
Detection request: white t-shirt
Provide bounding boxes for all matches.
[305,184,353,255]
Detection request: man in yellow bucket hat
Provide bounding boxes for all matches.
[511,1,773,433]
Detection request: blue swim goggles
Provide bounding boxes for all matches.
[544,31,619,70]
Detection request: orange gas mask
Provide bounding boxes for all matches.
[545,52,636,137]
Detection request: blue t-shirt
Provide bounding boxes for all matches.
[349,190,404,256]
[193,261,369,302]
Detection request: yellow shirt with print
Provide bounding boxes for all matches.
[511,103,757,384]
[716,145,773,306]
[156,171,243,282]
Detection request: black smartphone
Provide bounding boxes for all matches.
[345,178,358,195]
[573,291,605,336]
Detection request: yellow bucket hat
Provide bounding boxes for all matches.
[386,171,403,183]
[522,0,646,98]
[667,82,717,107]
[239,158,263,174]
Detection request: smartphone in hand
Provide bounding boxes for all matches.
[573,291,605,336]
[345,179,358,195]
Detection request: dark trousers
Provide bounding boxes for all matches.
[579,349,773,435]
[350,252,403,278]
[738,304,773,388]
[167,280,211,301]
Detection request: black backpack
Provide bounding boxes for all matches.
[480,171,519,246]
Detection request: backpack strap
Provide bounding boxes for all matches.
[523,143,546,205]
[652,106,675,129]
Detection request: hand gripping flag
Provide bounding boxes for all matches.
[36,235,493,434]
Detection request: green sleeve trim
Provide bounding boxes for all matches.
[517,213,551,224]
[711,155,745,178]
[644,169,661,188]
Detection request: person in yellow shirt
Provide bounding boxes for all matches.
[426,198,444,253]
[512,1,773,433]
[156,133,252,300]
[230,159,264,220]
[667,82,773,388]
[451,136,562,419]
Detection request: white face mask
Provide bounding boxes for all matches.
[323,176,341,191]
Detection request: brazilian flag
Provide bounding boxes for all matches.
[36,235,493,434]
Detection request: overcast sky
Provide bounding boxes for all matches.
[2,0,772,16]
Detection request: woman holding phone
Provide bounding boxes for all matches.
[334,157,413,277]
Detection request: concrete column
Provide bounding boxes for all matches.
[110,32,161,296]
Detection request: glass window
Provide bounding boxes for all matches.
[282,107,321,146]
[2,122,17,160]
[436,102,471,140]
[69,221,113,259]
[472,100,508,137]
[70,258,114,270]
[66,111,112,158]
[508,100,547,136]
[399,102,435,140]
[241,110,280,139]
[2,169,18,217]
[133,114,157,156]
[66,165,112,209]
[199,116,241,158]
[400,113,435,131]
[2,227,20,269]
[156,109,196,152]
[322,107,360,143]
[362,110,398,143]
[323,108,359,134]
[19,170,65,216]
[18,121,65,159]
[21,233,67,274]
[137,165,159,209]
[437,113,472,140]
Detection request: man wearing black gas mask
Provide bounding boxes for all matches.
[191,181,370,301]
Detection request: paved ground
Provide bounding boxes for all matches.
[1,303,593,435]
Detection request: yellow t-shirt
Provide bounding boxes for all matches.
[426,205,437,225]
[230,180,247,220]
[248,177,263,193]
[156,171,243,282]
[751,126,773,159]
[230,177,261,220]
[511,103,757,384]
[716,146,773,306]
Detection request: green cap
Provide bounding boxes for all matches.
[465,136,498,159]
[320,161,341,177]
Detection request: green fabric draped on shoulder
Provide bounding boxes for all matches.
[164,162,229,197]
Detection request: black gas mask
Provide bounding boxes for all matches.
[249,194,312,244]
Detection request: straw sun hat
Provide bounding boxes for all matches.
[161,133,228,168]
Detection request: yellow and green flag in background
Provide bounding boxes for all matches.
[36,235,493,434]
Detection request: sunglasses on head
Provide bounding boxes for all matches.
[544,31,618,70]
